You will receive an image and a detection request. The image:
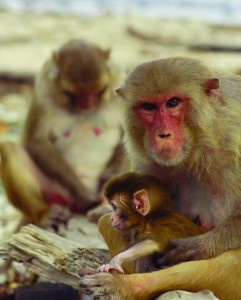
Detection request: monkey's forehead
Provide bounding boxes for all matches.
[129,57,210,78]
[110,193,135,204]
[111,193,131,203]
[123,57,212,98]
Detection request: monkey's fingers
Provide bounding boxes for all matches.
[112,264,125,274]
[157,249,181,266]
[98,264,124,274]
[158,239,196,266]
[97,264,110,273]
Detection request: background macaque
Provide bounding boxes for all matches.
[98,172,203,274]
[80,57,241,300]
[0,39,128,225]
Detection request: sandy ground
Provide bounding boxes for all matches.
[0,10,241,74]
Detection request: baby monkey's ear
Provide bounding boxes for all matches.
[133,189,150,216]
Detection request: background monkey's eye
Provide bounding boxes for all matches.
[140,103,157,110]
[166,97,180,108]
[64,91,76,103]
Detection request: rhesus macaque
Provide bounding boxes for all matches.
[79,57,241,300]
[0,39,128,225]
[98,172,203,274]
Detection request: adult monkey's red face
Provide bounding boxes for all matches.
[134,95,189,162]
[116,57,219,167]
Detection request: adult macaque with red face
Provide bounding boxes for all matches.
[80,57,241,300]
[0,39,128,225]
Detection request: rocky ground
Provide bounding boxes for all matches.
[0,9,241,299]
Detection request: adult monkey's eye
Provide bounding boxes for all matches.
[166,97,181,108]
[140,103,157,110]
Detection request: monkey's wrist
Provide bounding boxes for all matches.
[110,255,124,266]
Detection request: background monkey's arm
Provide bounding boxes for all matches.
[23,102,94,210]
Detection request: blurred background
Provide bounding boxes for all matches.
[0,0,241,295]
[0,0,240,135]
[1,0,241,23]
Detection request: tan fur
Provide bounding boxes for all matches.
[80,57,241,299]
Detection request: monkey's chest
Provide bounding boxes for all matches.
[51,119,121,180]
[171,177,228,229]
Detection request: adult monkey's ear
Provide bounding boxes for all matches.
[133,189,150,216]
[115,87,126,99]
[204,78,219,98]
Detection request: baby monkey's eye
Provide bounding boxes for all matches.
[64,91,76,104]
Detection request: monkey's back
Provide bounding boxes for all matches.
[145,211,204,253]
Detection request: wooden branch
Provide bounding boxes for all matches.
[189,44,241,52]
[126,25,241,53]
[0,224,110,290]
[0,72,34,85]
[127,26,163,43]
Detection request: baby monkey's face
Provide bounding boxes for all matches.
[109,195,139,231]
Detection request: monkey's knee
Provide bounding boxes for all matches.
[0,142,48,224]
[9,188,48,225]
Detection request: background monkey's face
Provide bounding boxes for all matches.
[53,40,111,112]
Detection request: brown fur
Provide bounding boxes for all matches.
[98,172,203,274]
[0,39,128,224]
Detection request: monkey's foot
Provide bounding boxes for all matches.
[79,273,133,300]
[80,273,115,299]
